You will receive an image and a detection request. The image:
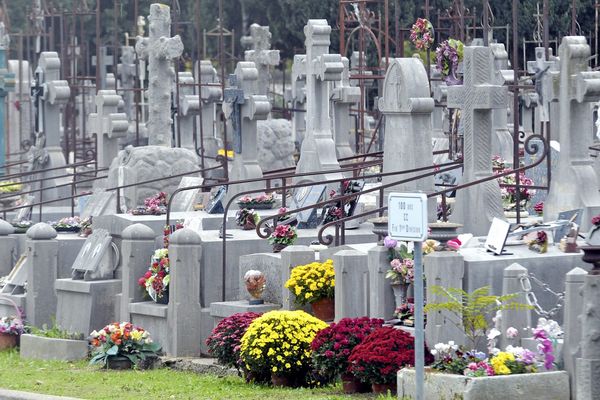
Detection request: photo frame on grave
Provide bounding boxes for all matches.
[320,180,365,226]
[291,184,327,229]
[0,254,28,295]
[71,229,116,281]
[553,209,583,244]
[207,186,226,214]
[484,217,511,255]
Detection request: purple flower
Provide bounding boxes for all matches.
[384,236,397,249]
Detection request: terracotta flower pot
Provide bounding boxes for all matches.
[271,373,291,387]
[0,333,17,350]
[371,382,397,395]
[106,356,133,370]
[341,373,371,394]
[311,297,335,321]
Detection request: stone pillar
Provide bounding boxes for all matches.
[563,267,587,399]
[576,273,600,400]
[367,245,395,320]
[135,3,183,146]
[0,220,16,277]
[295,20,344,184]
[499,263,531,348]
[167,228,202,357]
[545,36,600,229]
[25,223,58,328]
[333,249,369,321]
[447,46,506,236]
[280,245,314,310]
[120,223,156,321]
[424,251,466,347]
[7,59,30,172]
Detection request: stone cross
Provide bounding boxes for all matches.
[7,60,31,172]
[117,46,136,120]
[196,60,221,159]
[88,90,129,170]
[295,20,344,183]
[447,46,506,235]
[290,54,307,145]
[135,3,183,147]
[0,23,15,174]
[223,61,270,199]
[176,72,200,151]
[379,58,437,222]
[527,47,557,125]
[242,24,280,97]
[489,43,514,164]
[545,36,600,228]
[331,57,360,159]
[91,46,112,90]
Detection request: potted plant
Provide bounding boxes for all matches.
[237,193,276,210]
[311,317,383,393]
[348,326,433,395]
[138,248,170,303]
[435,39,464,85]
[20,322,87,361]
[206,312,261,374]
[0,315,24,350]
[268,224,297,253]
[285,259,335,321]
[410,18,434,50]
[89,322,161,369]
[236,208,259,231]
[239,310,328,387]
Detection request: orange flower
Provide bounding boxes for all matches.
[91,338,100,347]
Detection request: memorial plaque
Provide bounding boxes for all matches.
[81,190,116,219]
[171,177,204,212]
[71,229,115,281]
[290,184,326,229]
[207,186,227,214]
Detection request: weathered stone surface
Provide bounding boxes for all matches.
[367,245,395,320]
[333,249,369,321]
[257,119,295,172]
[562,266,586,399]
[20,334,88,361]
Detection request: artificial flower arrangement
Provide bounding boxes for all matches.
[0,315,25,336]
[206,312,261,372]
[410,18,434,50]
[496,169,535,211]
[268,224,297,252]
[534,202,544,216]
[162,221,184,248]
[384,236,438,283]
[588,213,600,244]
[237,193,275,209]
[239,310,328,386]
[11,220,32,233]
[348,326,433,386]
[311,317,383,383]
[89,322,161,368]
[51,216,83,232]
[527,231,548,253]
[79,216,93,237]
[285,259,335,306]
[321,181,363,225]
[0,181,22,194]
[394,301,415,326]
[435,39,464,85]
[236,208,259,230]
[492,155,506,171]
[138,248,169,302]
[130,191,168,215]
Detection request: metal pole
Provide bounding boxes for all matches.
[512,0,521,224]
[414,240,424,400]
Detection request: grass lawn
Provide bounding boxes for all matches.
[0,349,396,400]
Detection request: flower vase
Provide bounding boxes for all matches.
[271,373,291,387]
[311,297,335,321]
[106,356,133,370]
[272,243,287,253]
[0,333,17,350]
[155,290,169,305]
[243,220,256,231]
[586,226,600,246]
[391,282,409,309]
[444,68,462,86]
[372,382,397,395]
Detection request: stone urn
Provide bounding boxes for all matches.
[428,222,462,246]
[368,217,388,242]
[244,270,266,305]
[580,224,600,275]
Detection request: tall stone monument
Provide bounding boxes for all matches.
[88,90,128,170]
[196,60,221,160]
[290,54,306,145]
[7,60,30,173]
[447,46,506,235]
[0,23,15,173]
[224,62,270,201]
[176,71,200,152]
[294,20,344,184]
[379,58,436,221]
[545,36,600,229]
[241,24,280,98]
[331,57,360,159]
[135,3,183,147]
[490,43,514,163]
[117,46,136,120]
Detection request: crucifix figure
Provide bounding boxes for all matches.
[241,24,280,98]
[0,22,15,175]
[447,46,507,236]
[136,3,183,147]
[295,20,344,183]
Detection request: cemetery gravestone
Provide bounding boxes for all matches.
[88,90,129,170]
[331,57,360,159]
[81,189,116,219]
[241,24,280,98]
[118,46,136,121]
[7,59,30,172]
[92,46,112,90]
[447,46,505,236]
[291,55,307,145]
[490,43,514,164]
[177,72,201,151]
[196,60,221,161]
[0,23,15,174]
[171,176,204,212]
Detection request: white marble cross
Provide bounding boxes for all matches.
[135,3,183,147]
[331,57,360,159]
[117,46,136,120]
[176,72,200,151]
[242,24,280,97]
[291,54,307,144]
[89,90,128,169]
[447,46,506,235]
[196,60,221,158]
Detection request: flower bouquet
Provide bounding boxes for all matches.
[435,39,464,85]
[268,224,297,252]
[0,181,23,194]
[206,312,261,372]
[237,193,275,209]
[138,248,170,303]
[239,310,328,386]
[0,315,24,349]
[130,191,168,215]
[11,220,32,233]
[534,202,544,217]
[527,231,548,253]
[89,322,161,369]
[587,213,600,245]
[311,317,383,387]
[285,259,335,320]
[496,169,535,211]
[52,216,82,232]
[78,217,93,237]
[236,208,259,231]
[394,302,415,326]
[410,18,434,50]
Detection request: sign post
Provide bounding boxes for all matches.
[388,192,427,400]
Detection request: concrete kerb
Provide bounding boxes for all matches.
[0,389,82,400]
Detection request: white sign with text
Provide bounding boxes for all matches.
[388,192,428,242]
